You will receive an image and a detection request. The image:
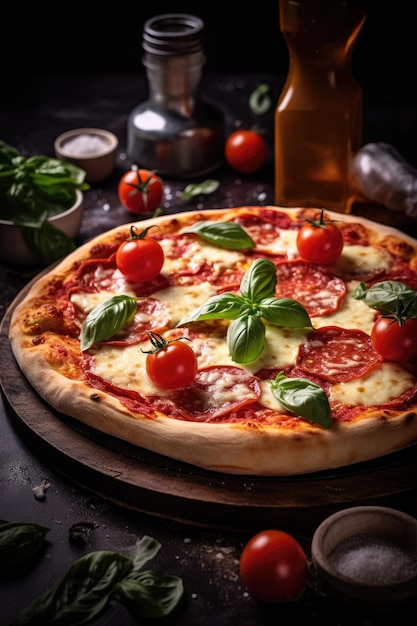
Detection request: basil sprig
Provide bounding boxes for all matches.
[183,220,255,250]
[180,179,219,200]
[352,280,417,315]
[79,295,137,351]
[270,372,332,428]
[0,521,50,569]
[12,535,184,625]
[178,258,312,363]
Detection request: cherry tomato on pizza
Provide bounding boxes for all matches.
[240,529,308,603]
[225,129,268,174]
[115,225,164,283]
[118,166,164,214]
[143,331,198,389]
[371,313,417,361]
[296,210,344,264]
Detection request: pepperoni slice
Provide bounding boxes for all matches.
[274,260,346,316]
[296,326,382,383]
[162,366,261,422]
[235,209,296,247]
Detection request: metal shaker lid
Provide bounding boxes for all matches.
[142,13,205,56]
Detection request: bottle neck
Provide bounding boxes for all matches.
[144,51,205,116]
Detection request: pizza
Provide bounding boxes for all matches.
[8,205,417,476]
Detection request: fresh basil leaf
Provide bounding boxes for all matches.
[0,521,50,569]
[260,297,313,328]
[131,535,162,572]
[270,372,332,428]
[112,570,184,619]
[180,179,219,200]
[227,315,266,363]
[177,293,248,326]
[12,551,133,626]
[23,222,76,265]
[249,83,271,116]
[353,280,417,314]
[80,295,137,351]
[240,258,277,302]
[183,221,255,250]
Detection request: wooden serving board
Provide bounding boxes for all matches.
[2,280,417,532]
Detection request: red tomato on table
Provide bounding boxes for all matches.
[240,529,308,603]
[118,167,164,214]
[225,130,268,173]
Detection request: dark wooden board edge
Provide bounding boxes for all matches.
[2,274,417,531]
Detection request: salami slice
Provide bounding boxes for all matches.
[163,366,261,422]
[296,326,382,383]
[274,260,346,316]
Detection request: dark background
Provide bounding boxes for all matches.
[1,2,414,83]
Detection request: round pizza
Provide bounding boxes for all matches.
[8,206,417,476]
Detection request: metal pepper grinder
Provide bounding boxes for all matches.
[127,13,225,179]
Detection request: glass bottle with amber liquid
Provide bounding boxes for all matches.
[274,0,366,213]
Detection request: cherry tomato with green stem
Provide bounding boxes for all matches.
[143,332,198,389]
[225,129,268,174]
[115,225,164,283]
[240,529,308,603]
[296,210,344,264]
[118,166,164,214]
[371,312,417,361]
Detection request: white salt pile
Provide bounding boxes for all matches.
[329,532,417,584]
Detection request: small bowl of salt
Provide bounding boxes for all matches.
[311,505,417,612]
[54,128,118,183]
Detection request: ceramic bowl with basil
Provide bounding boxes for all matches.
[0,140,89,266]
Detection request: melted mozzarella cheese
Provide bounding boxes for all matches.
[152,284,217,325]
[160,238,245,276]
[71,286,136,314]
[331,362,415,405]
[335,244,392,276]
[312,281,377,334]
[258,228,299,257]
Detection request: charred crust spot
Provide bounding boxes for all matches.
[90,394,101,402]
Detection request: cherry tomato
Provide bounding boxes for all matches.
[118,167,164,214]
[371,314,417,361]
[296,210,344,264]
[240,529,308,603]
[116,225,164,283]
[144,332,198,389]
[225,129,268,173]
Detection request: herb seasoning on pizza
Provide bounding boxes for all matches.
[9,206,417,475]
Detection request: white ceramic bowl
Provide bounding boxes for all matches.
[0,189,83,266]
[54,128,118,183]
[311,505,417,612]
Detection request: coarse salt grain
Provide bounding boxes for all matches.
[63,134,109,156]
[329,532,417,584]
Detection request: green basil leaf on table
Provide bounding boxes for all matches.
[112,570,184,619]
[0,521,50,569]
[183,220,255,250]
[80,295,137,351]
[270,372,332,428]
[249,83,272,116]
[11,551,133,626]
[180,178,219,200]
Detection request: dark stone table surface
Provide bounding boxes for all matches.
[1,74,417,626]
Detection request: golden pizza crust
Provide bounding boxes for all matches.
[9,206,417,476]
